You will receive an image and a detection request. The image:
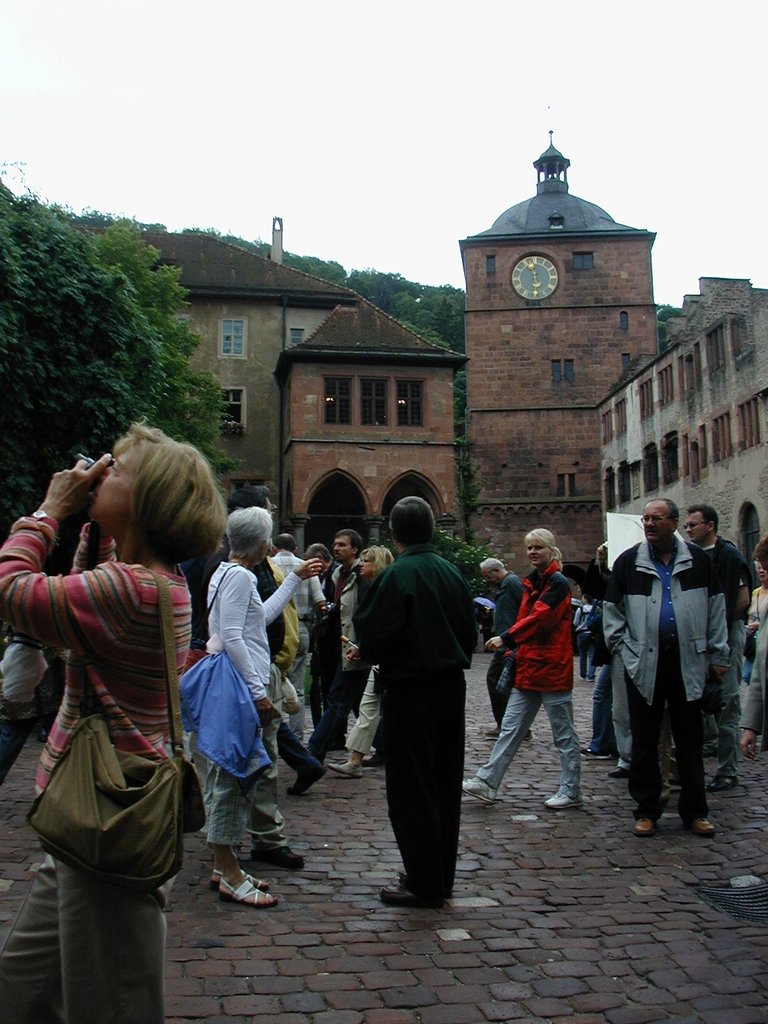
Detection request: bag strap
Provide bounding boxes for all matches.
[152,572,185,763]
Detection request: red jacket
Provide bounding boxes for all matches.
[502,560,573,693]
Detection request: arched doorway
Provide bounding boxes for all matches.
[306,474,367,549]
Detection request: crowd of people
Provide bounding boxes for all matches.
[0,431,767,1023]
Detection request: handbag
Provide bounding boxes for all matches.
[180,651,271,780]
[27,574,204,889]
[700,668,725,716]
[744,630,757,662]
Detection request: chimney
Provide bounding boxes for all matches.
[271,216,283,265]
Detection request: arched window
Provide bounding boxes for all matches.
[619,311,629,330]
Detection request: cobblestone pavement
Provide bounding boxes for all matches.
[2,654,768,1023]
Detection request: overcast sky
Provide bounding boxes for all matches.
[2,1,764,307]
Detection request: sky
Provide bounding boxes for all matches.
[2,1,765,307]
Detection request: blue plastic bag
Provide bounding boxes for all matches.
[180,653,271,779]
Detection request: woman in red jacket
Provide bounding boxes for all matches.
[462,528,582,808]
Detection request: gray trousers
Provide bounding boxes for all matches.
[611,657,632,769]
[287,622,310,739]
[247,663,287,851]
[703,620,745,777]
[0,854,169,1024]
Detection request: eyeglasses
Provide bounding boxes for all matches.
[641,514,672,524]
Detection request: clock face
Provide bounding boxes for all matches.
[511,255,559,300]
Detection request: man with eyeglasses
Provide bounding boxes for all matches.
[683,505,751,792]
[603,499,729,838]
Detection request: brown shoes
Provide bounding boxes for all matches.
[689,817,716,837]
[633,818,656,837]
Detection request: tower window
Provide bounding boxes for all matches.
[573,252,593,270]
[556,473,576,497]
[551,359,574,383]
[486,255,496,275]
[619,311,629,330]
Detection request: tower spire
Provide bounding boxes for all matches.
[533,133,570,195]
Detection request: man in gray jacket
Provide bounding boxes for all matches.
[603,498,729,838]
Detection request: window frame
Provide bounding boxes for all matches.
[220,317,246,358]
[324,376,353,425]
[396,379,424,427]
[360,377,388,427]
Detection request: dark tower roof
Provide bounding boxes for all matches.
[465,133,648,240]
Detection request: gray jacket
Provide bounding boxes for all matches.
[603,539,729,704]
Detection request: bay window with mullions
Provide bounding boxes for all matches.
[324,377,352,424]
[396,379,423,426]
[361,378,388,426]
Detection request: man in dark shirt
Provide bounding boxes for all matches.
[684,504,751,791]
[354,497,476,908]
[480,558,523,734]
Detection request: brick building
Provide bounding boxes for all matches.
[599,277,768,572]
[460,137,658,576]
[147,225,464,551]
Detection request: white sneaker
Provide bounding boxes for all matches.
[462,777,498,804]
[327,761,363,779]
[544,791,583,809]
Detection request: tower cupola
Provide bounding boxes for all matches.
[534,131,570,195]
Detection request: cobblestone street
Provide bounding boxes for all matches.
[2,653,768,1023]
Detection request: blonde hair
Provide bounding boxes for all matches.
[361,545,394,576]
[113,423,226,563]
[524,528,563,565]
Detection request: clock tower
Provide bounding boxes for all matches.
[460,136,658,574]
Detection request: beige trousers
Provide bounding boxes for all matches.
[0,854,169,1024]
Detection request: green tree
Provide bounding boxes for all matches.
[657,303,682,351]
[0,192,227,532]
[92,223,229,468]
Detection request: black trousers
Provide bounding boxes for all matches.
[382,672,466,900]
[485,650,511,728]
[626,651,707,824]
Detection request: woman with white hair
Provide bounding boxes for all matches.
[463,528,582,809]
[203,507,321,908]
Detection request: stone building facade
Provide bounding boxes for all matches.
[146,227,464,551]
[599,276,768,571]
[460,138,658,576]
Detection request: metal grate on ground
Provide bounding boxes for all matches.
[695,883,768,923]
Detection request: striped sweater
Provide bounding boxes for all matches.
[0,517,191,791]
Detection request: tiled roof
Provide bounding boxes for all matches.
[275,298,466,379]
[142,230,356,300]
[298,298,454,355]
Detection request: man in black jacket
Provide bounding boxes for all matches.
[684,504,751,792]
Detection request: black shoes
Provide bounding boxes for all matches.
[706,775,738,792]
[380,880,444,909]
[608,766,629,779]
[249,846,305,870]
[286,765,326,796]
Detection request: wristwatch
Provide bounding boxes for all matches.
[31,510,50,520]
